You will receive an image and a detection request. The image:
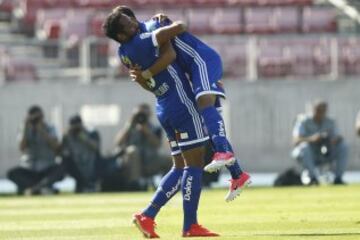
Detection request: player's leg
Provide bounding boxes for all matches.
[190,57,238,171]
[133,119,184,239]
[180,146,217,237]
[141,153,184,219]
[191,58,251,201]
[198,93,238,172]
[212,97,251,201]
[172,108,218,237]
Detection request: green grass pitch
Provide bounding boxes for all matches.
[0,185,359,240]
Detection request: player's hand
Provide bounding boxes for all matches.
[152,13,170,24]
[129,69,146,84]
[173,21,187,32]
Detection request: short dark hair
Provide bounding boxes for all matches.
[117,5,136,18]
[69,115,82,125]
[28,105,42,115]
[102,5,136,43]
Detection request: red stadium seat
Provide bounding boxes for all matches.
[211,8,242,34]
[245,7,299,34]
[134,0,179,6]
[286,38,331,76]
[204,37,247,78]
[63,9,93,40]
[257,39,293,78]
[89,13,106,37]
[275,7,299,33]
[244,7,277,34]
[0,0,14,14]
[227,0,312,6]
[4,59,39,82]
[338,37,360,76]
[157,9,187,23]
[193,0,227,6]
[36,9,67,39]
[302,7,337,33]
[75,0,121,8]
[44,20,62,39]
[222,40,247,78]
[133,9,157,22]
[188,8,216,34]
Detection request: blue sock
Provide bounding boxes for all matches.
[182,166,202,232]
[226,159,243,179]
[142,168,183,219]
[201,106,229,153]
[224,140,243,179]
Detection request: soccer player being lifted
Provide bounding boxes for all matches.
[119,7,251,201]
[103,7,219,238]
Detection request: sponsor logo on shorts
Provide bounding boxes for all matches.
[180,132,189,140]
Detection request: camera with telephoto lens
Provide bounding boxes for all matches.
[29,113,42,125]
[318,132,331,157]
[134,112,148,125]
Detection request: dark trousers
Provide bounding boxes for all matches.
[7,165,64,195]
[62,156,98,193]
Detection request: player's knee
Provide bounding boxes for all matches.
[172,154,185,169]
[197,94,216,110]
[182,146,205,168]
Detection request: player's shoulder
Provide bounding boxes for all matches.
[143,19,161,31]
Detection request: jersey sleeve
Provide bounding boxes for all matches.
[137,32,160,48]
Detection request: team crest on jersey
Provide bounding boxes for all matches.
[120,55,132,68]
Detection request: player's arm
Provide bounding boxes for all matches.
[129,65,153,92]
[153,21,186,48]
[141,41,176,79]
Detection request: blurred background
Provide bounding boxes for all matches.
[0,0,360,194]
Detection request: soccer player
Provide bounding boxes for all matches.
[117,6,250,202]
[103,8,218,238]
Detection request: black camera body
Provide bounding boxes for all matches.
[134,112,148,125]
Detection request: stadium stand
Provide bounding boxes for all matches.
[1,0,360,82]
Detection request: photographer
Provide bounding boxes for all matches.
[292,100,348,185]
[7,105,64,195]
[61,115,100,193]
[114,103,171,187]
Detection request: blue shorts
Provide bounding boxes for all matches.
[157,104,209,156]
[191,54,226,100]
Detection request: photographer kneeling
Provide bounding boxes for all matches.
[7,105,63,195]
[61,115,101,193]
[114,103,171,189]
[292,100,348,185]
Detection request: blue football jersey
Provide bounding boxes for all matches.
[119,31,198,117]
[139,20,221,74]
[118,31,208,152]
[139,20,225,99]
